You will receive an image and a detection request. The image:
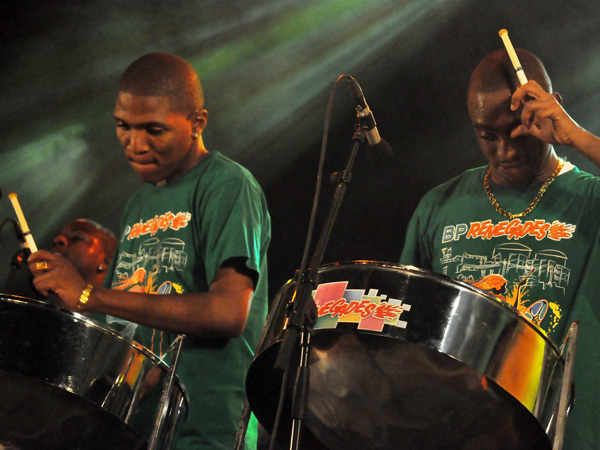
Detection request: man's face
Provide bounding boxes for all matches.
[113,92,203,184]
[52,221,109,280]
[468,87,551,187]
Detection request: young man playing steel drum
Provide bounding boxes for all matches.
[400,48,600,448]
[29,53,271,450]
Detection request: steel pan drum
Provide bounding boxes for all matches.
[246,261,565,450]
[0,294,188,450]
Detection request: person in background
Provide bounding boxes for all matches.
[51,218,117,288]
[3,218,116,300]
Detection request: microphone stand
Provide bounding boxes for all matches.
[1,217,30,294]
[4,249,29,294]
[272,125,367,450]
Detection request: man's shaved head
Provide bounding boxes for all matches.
[118,52,204,115]
[468,49,551,111]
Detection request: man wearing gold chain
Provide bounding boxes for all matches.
[400,49,600,448]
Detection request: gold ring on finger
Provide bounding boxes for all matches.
[36,261,48,271]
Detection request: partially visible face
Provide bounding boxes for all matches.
[468,87,551,187]
[52,221,110,280]
[114,92,201,184]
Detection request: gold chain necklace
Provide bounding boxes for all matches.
[484,159,564,219]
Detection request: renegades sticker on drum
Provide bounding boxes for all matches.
[312,281,411,332]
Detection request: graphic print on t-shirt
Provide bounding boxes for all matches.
[111,211,192,295]
[440,218,577,335]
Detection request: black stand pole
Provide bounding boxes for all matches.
[3,249,29,294]
[2,218,31,295]
[273,126,367,450]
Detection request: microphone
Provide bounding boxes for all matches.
[347,77,393,164]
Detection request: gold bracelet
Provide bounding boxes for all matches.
[78,284,94,309]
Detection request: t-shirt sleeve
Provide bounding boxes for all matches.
[198,175,269,286]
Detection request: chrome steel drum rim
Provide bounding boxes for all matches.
[336,260,562,347]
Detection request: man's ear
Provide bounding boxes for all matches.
[552,91,563,106]
[191,109,208,135]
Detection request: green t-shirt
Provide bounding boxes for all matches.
[104,151,271,449]
[401,162,600,448]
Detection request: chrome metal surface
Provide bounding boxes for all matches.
[0,295,188,450]
[149,334,185,450]
[247,261,566,450]
[553,321,579,450]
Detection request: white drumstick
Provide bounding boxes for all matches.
[499,29,528,86]
[8,192,38,253]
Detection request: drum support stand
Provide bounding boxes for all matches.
[270,127,368,450]
[149,333,186,450]
[553,321,579,450]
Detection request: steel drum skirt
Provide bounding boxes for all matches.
[0,295,188,450]
[246,261,565,450]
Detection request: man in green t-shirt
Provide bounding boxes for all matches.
[401,49,600,448]
[28,53,271,449]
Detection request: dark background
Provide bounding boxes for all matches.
[2,0,600,302]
